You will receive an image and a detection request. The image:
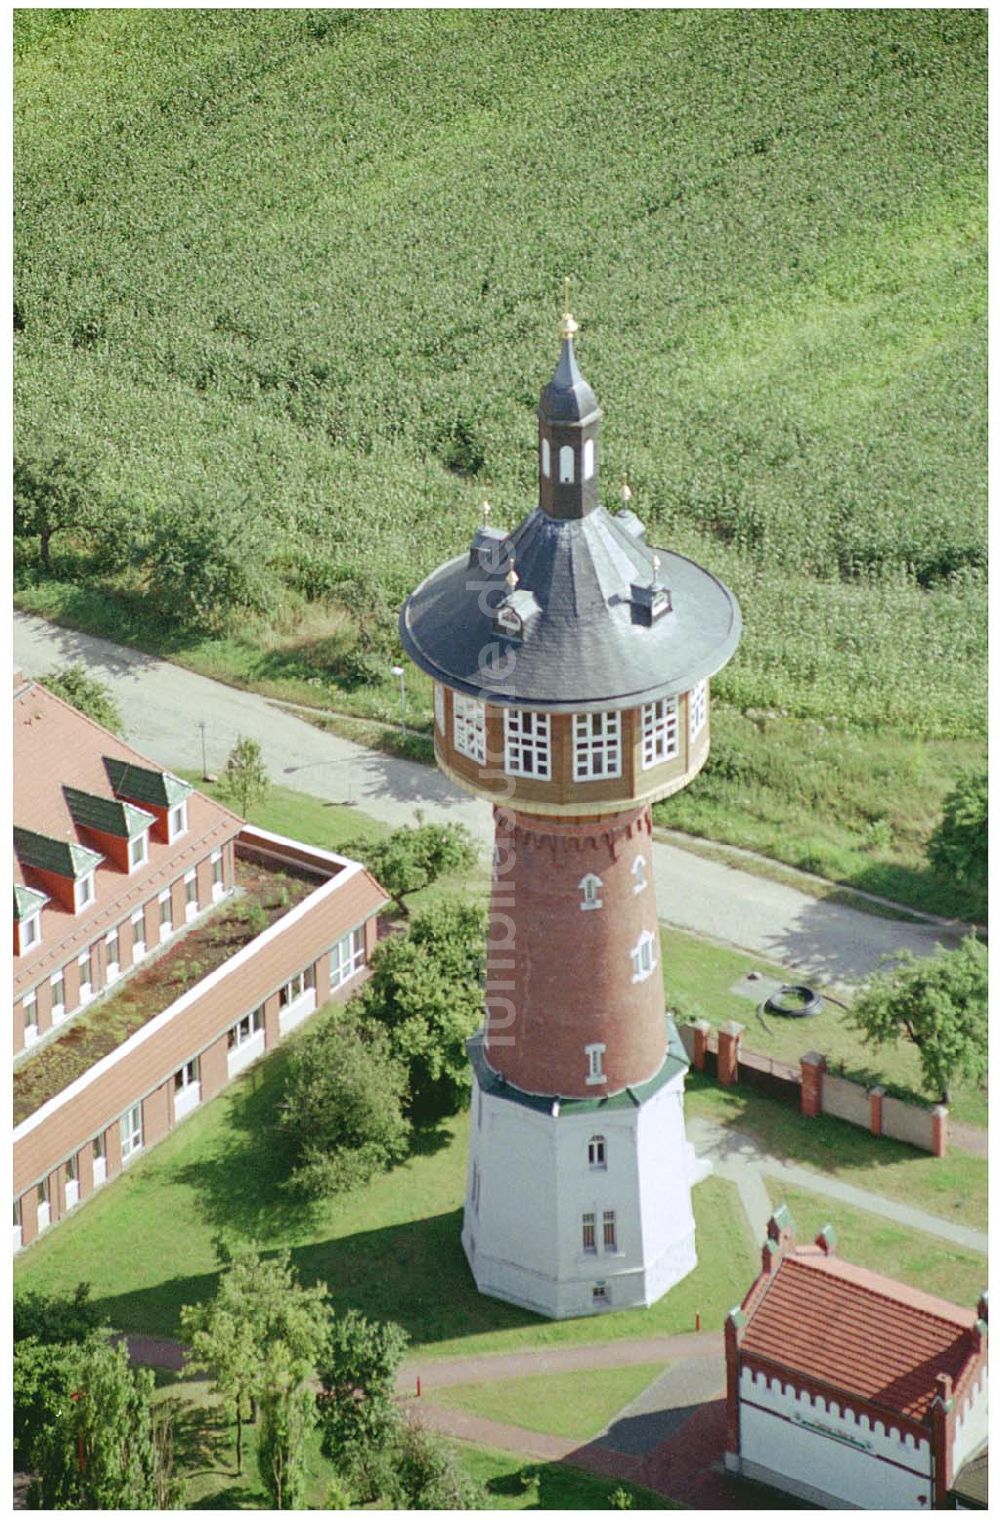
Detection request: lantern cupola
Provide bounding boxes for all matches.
[538,281,601,520]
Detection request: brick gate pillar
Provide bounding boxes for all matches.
[800,1051,826,1117]
[717,1022,744,1086]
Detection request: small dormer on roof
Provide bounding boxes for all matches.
[14,827,102,883]
[492,561,541,642]
[104,757,193,811]
[64,786,155,842]
[468,501,514,575]
[631,554,672,627]
[14,884,48,922]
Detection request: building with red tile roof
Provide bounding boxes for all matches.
[13,671,388,1252]
[724,1209,988,1509]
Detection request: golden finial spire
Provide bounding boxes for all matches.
[560,276,579,340]
[622,471,632,504]
[481,500,492,526]
[652,554,661,579]
[505,557,519,591]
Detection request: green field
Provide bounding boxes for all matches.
[14,9,986,919]
[764,1182,986,1309]
[430,1363,665,1443]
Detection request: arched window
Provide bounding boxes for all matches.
[541,437,551,477]
[588,1134,607,1169]
[559,445,575,483]
[583,438,595,481]
[631,855,647,894]
[630,929,657,983]
[585,1042,606,1086]
[578,872,603,911]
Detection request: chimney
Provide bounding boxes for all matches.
[815,1223,838,1255]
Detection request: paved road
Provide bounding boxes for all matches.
[14,611,964,983]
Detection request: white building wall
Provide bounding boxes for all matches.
[739,1367,932,1510]
[952,1367,988,1475]
[463,1062,700,1319]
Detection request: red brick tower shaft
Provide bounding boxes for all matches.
[485,803,664,1098]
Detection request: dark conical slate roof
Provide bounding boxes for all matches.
[539,338,600,424]
[400,504,742,712]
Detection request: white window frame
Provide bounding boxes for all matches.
[120,1103,143,1164]
[631,929,657,983]
[105,927,121,984]
[330,926,365,989]
[631,855,647,894]
[92,1133,107,1188]
[579,873,603,911]
[168,800,188,840]
[582,1211,597,1254]
[211,848,225,901]
[20,911,41,950]
[585,1042,607,1086]
[603,1209,618,1253]
[77,951,93,1005]
[13,1199,22,1254]
[50,969,67,1025]
[689,679,708,743]
[128,831,149,872]
[541,437,551,478]
[75,872,95,912]
[22,990,39,1048]
[64,1153,79,1211]
[641,697,679,769]
[174,1057,201,1119]
[588,1135,607,1170]
[453,693,487,765]
[434,683,445,735]
[504,708,551,779]
[228,1006,264,1051]
[36,1179,51,1234]
[583,437,595,481]
[184,869,199,921]
[158,888,173,940]
[573,710,621,781]
[559,444,575,483]
[131,909,146,961]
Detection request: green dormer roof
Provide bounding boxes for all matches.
[14,884,48,922]
[64,786,155,841]
[104,757,193,810]
[14,828,102,882]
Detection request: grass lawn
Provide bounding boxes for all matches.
[764,1182,986,1307]
[685,1074,986,1232]
[14,1024,757,1352]
[431,1363,665,1442]
[180,772,390,856]
[450,1442,670,1510]
[662,924,987,1129]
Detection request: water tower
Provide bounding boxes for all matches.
[400,292,741,1317]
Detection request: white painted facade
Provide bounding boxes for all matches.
[462,1053,706,1319]
[278,987,317,1038]
[736,1366,933,1510]
[953,1367,989,1476]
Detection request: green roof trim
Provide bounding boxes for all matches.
[64,787,155,841]
[14,828,102,881]
[14,884,48,922]
[104,757,193,810]
[467,1016,689,1117]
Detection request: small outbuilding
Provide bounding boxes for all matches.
[724,1210,987,1509]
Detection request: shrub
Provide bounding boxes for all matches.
[928,766,987,890]
[39,666,124,736]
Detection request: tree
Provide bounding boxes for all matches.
[928,767,987,892]
[348,821,478,913]
[359,897,487,1118]
[20,1336,182,1509]
[14,450,94,570]
[848,935,988,1103]
[218,734,270,819]
[279,1009,410,1198]
[181,1249,330,1474]
[143,494,277,634]
[256,1345,315,1511]
[39,665,124,736]
[14,1282,106,1346]
[315,1308,409,1499]
[390,1417,483,1509]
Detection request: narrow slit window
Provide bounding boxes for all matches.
[559,445,575,483]
[583,438,595,481]
[579,873,603,911]
[541,437,551,478]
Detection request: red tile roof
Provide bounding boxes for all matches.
[742,1246,980,1422]
[14,681,242,994]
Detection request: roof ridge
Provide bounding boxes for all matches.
[784,1252,974,1327]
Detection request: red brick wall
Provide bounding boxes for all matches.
[78,1140,94,1199]
[263,991,281,1051]
[143,1082,171,1148]
[200,1033,229,1104]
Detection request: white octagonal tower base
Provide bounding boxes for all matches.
[462,1022,708,1320]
